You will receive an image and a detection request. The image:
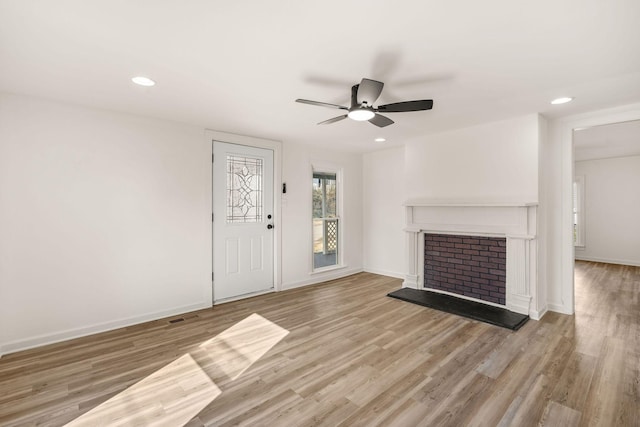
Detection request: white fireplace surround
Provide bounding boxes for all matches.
[403,199,541,320]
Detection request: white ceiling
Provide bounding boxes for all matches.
[574,119,640,161]
[2,1,640,152]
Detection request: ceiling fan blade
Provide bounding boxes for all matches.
[357,78,384,105]
[377,100,433,113]
[296,99,348,110]
[369,113,394,128]
[318,115,348,125]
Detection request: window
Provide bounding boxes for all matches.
[312,172,339,270]
[573,175,585,247]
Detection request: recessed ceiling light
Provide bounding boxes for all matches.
[551,97,573,105]
[374,137,386,142]
[132,76,156,87]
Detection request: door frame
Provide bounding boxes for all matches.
[554,102,640,315]
[206,130,282,303]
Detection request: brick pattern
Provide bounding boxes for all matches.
[424,233,506,305]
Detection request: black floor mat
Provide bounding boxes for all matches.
[387,288,529,331]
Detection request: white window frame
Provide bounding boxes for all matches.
[311,164,344,273]
[573,175,585,247]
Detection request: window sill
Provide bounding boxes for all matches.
[310,264,349,275]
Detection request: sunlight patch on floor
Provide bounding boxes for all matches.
[198,312,290,380]
[64,313,289,426]
[65,354,221,426]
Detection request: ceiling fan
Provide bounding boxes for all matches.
[296,78,433,128]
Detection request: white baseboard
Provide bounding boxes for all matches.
[575,256,640,267]
[362,267,404,279]
[529,306,547,321]
[0,301,211,357]
[506,293,532,317]
[281,267,364,291]
[547,302,574,315]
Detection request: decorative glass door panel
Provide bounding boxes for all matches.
[226,155,263,223]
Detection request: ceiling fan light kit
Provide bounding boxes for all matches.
[348,108,375,121]
[296,78,433,128]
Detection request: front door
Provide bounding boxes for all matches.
[213,141,274,301]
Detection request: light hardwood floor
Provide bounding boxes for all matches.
[0,261,638,426]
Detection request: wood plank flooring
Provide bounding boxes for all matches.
[0,261,638,426]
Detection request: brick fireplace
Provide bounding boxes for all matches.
[403,199,542,319]
[424,233,506,305]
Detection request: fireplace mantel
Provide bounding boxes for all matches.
[403,199,542,319]
[403,198,538,207]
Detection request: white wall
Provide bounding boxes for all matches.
[280,142,363,289]
[395,114,544,316]
[17,88,636,352]
[0,93,212,355]
[0,93,367,355]
[362,147,405,278]
[361,116,544,283]
[575,156,640,266]
[537,116,555,314]
[404,114,540,202]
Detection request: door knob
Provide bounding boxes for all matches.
[267,224,274,229]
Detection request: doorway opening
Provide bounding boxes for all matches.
[570,118,640,311]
